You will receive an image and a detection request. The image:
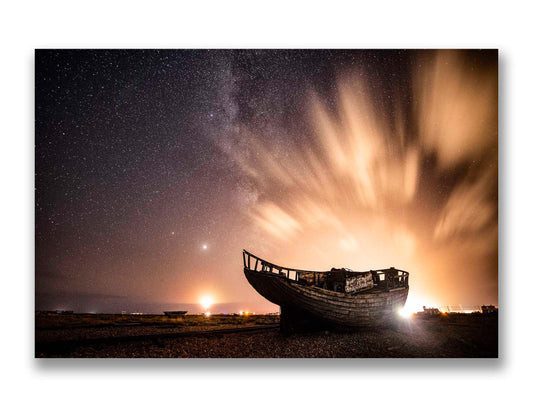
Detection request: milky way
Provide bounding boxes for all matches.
[35,50,497,313]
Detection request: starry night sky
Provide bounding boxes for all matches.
[35,49,498,313]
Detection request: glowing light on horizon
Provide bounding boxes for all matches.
[204,311,211,317]
[200,295,214,310]
[398,307,413,319]
[400,294,437,317]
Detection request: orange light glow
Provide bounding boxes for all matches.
[199,295,214,310]
[400,294,437,316]
[397,308,413,319]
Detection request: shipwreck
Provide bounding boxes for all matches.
[243,250,409,332]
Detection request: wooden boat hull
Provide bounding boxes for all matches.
[244,268,408,329]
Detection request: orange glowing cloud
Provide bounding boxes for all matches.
[220,50,497,310]
[415,50,498,168]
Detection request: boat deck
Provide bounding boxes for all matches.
[243,250,409,294]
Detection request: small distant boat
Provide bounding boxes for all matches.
[243,250,409,332]
[163,311,188,317]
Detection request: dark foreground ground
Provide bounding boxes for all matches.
[35,313,498,358]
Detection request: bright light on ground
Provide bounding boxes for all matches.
[399,294,437,318]
[200,295,214,310]
[398,307,413,319]
[202,244,208,250]
[204,311,211,317]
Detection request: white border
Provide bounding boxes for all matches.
[2,1,532,406]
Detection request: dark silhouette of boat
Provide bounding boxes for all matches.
[243,250,409,332]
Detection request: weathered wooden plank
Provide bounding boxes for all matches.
[244,267,408,328]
